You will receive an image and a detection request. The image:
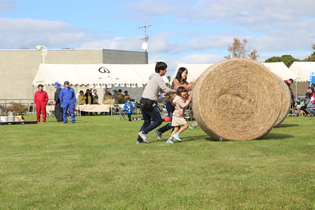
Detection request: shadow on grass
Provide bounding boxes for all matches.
[183,133,294,142]
[263,133,294,140]
[184,135,235,142]
[183,135,210,142]
[273,124,299,128]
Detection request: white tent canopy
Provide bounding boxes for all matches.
[262,62,296,80]
[170,64,213,83]
[289,62,315,82]
[170,62,295,83]
[32,63,157,87]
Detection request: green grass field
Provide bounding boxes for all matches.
[1,114,314,209]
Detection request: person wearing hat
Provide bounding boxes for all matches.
[112,90,119,104]
[123,90,130,99]
[34,84,49,122]
[59,81,76,123]
[52,82,63,122]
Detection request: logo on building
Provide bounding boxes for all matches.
[98,67,110,73]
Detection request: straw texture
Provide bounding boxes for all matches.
[192,58,282,141]
[273,73,291,127]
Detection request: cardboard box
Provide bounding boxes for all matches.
[15,116,24,122]
[102,99,116,104]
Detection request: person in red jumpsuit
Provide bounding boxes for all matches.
[34,84,49,122]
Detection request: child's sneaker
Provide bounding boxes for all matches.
[189,125,195,129]
[173,133,182,142]
[166,139,174,144]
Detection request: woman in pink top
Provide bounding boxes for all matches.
[155,67,194,141]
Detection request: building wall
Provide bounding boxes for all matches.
[0,49,147,102]
[102,49,148,64]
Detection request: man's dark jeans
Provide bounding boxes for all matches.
[137,105,163,142]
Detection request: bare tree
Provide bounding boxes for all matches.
[224,38,259,61]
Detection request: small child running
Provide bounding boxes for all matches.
[167,86,192,143]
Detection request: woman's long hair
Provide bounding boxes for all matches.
[175,67,188,83]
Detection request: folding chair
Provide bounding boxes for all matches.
[184,109,192,121]
[287,108,297,117]
[113,105,127,120]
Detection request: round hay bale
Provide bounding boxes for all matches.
[192,58,282,141]
[272,73,291,127]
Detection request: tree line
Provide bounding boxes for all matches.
[225,38,315,67]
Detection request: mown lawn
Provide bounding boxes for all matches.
[0,114,314,209]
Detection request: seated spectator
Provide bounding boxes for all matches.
[306,89,315,117]
[112,90,119,104]
[115,89,124,104]
[85,89,93,105]
[295,101,302,116]
[300,92,310,116]
[84,89,93,115]
[92,89,99,104]
[123,90,130,98]
[78,90,86,105]
[104,89,112,100]
[78,90,87,116]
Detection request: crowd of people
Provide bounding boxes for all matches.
[34,81,76,123]
[104,89,130,104]
[284,79,315,117]
[294,85,315,117]
[34,81,134,122]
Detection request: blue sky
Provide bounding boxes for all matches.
[1,0,315,74]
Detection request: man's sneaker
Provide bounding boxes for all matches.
[189,125,196,129]
[155,129,162,141]
[138,131,150,143]
[173,133,182,142]
[166,139,174,144]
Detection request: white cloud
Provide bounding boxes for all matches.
[125,0,315,29]
[80,36,145,51]
[0,0,314,66]
[123,0,192,18]
[123,0,315,54]
[0,17,90,48]
[0,0,15,13]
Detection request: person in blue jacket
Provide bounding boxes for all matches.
[59,81,76,123]
[122,97,134,121]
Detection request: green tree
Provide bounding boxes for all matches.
[303,44,315,61]
[264,55,299,68]
[224,38,259,60]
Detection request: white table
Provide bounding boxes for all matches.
[76,104,111,113]
[46,105,55,117]
[76,104,125,116]
[47,104,125,116]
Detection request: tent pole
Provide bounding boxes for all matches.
[296,82,297,100]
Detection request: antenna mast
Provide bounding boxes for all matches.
[138,25,151,51]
